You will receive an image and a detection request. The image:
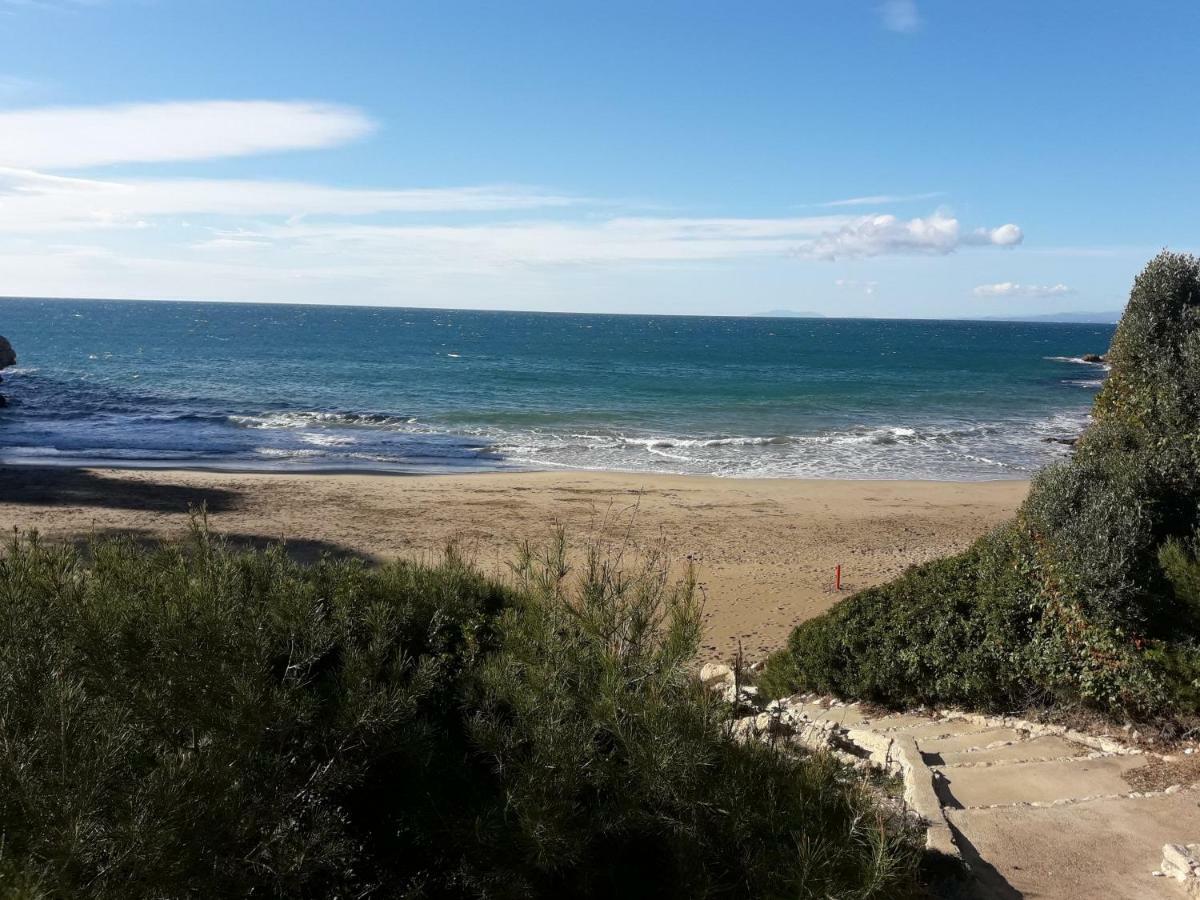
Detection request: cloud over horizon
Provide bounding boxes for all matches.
[804,214,1021,260]
[0,97,1028,307]
[972,282,1074,298]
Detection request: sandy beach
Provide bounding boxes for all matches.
[0,466,1026,662]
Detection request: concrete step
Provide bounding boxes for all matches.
[931,734,1088,767]
[946,790,1200,899]
[933,754,1149,809]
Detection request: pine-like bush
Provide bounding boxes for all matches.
[0,526,922,899]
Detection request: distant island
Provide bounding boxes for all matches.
[979,310,1122,324]
[753,309,827,318]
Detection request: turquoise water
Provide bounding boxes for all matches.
[0,298,1114,479]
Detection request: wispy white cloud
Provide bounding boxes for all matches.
[0,164,1024,269]
[878,0,920,33]
[0,208,1027,304]
[181,211,1021,271]
[973,281,1074,298]
[0,98,1027,303]
[835,278,879,296]
[820,192,942,207]
[0,167,581,230]
[0,100,373,168]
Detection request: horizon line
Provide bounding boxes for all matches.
[0,294,1122,325]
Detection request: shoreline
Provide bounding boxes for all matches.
[0,465,1028,662]
[0,456,1033,482]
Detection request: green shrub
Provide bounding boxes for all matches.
[759,545,1027,710]
[765,251,1200,720]
[0,527,922,899]
[1160,527,1200,622]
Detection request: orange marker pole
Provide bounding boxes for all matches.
[835,564,842,591]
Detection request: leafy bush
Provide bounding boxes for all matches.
[0,526,922,899]
[764,252,1200,720]
[759,543,1028,710]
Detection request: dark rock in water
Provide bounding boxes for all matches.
[1081,353,1105,363]
[1042,435,1079,447]
[0,336,14,407]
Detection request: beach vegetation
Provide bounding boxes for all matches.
[762,251,1200,722]
[0,525,923,899]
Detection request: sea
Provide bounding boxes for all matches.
[0,298,1115,480]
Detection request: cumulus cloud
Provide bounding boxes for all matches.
[879,0,920,33]
[972,282,1074,298]
[801,213,1021,260]
[967,223,1024,247]
[0,100,374,169]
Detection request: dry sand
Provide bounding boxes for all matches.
[0,467,1026,663]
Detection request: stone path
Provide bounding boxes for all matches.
[734,692,1200,898]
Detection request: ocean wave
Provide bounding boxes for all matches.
[0,397,1096,481]
[482,413,1094,479]
[1045,355,1113,371]
[619,435,793,449]
[229,411,423,430]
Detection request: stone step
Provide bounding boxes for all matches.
[885,719,999,740]
[781,701,873,728]
[931,734,1089,767]
[869,712,948,732]
[933,754,1149,809]
[946,790,1200,899]
[917,726,1028,755]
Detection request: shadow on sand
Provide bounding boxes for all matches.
[0,466,241,514]
[62,527,378,567]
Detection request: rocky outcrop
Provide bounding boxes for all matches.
[1157,844,1200,894]
[1082,352,1106,363]
[0,335,15,407]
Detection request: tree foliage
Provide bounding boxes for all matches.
[763,252,1200,719]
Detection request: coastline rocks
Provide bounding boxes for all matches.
[1081,353,1106,363]
[0,336,13,407]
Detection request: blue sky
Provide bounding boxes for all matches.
[0,0,1196,317]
